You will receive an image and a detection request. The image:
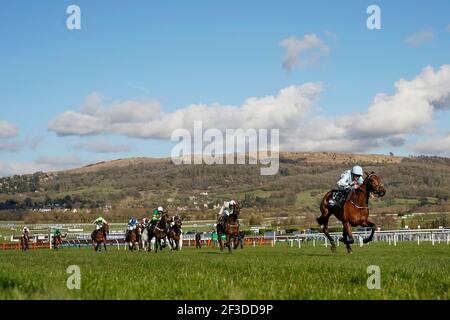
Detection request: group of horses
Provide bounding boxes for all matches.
[90,214,183,252]
[20,231,63,251]
[55,171,386,255]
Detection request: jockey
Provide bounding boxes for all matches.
[141,217,150,226]
[329,165,364,207]
[152,206,164,223]
[93,216,107,230]
[22,226,30,236]
[53,228,61,236]
[217,200,236,225]
[127,218,138,231]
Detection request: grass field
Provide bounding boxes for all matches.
[0,242,449,300]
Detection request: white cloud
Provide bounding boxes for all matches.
[405,29,434,47]
[0,161,47,177]
[74,140,132,153]
[280,34,330,71]
[48,83,322,139]
[0,140,22,152]
[35,155,83,167]
[343,65,450,138]
[0,120,19,138]
[284,65,450,151]
[0,136,44,153]
[48,64,450,154]
[410,134,450,155]
[0,156,87,177]
[48,92,163,136]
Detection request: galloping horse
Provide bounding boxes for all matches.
[53,234,62,250]
[217,202,241,253]
[149,213,170,253]
[168,216,182,251]
[317,172,386,253]
[140,224,151,251]
[91,223,109,252]
[21,232,29,251]
[125,226,141,251]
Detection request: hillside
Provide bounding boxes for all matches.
[0,152,449,228]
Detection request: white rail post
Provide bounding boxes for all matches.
[394,234,397,246]
[359,236,363,247]
[324,237,328,248]
[116,240,120,250]
[417,235,420,245]
[431,233,435,246]
[313,238,316,247]
[49,229,52,250]
[336,236,339,246]
[447,234,450,245]
[388,235,391,246]
[298,238,301,249]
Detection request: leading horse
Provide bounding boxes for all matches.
[91,223,109,252]
[317,171,386,253]
[217,202,241,253]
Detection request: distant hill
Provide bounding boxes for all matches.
[1,152,450,226]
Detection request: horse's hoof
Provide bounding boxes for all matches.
[338,237,345,243]
[347,249,353,254]
[331,245,337,253]
[348,238,354,244]
[363,238,371,244]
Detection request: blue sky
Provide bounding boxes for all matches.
[1,0,450,176]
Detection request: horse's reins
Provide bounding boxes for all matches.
[349,200,369,210]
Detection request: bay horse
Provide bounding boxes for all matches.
[149,213,170,253]
[125,226,141,251]
[53,234,62,250]
[168,216,182,251]
[217,202,241,253]
[91,223,109,252]
[21,232,30,251]
[317,171,386,253]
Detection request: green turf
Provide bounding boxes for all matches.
[0,242,449,300]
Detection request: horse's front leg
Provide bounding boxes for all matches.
[226,234,232,253]
[233,234,239,250]
[344,221,354,244]
[362,220,376,243]
[217,232,224,251]
[342,223,353,254]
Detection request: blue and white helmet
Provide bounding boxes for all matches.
[351,165,363,176]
